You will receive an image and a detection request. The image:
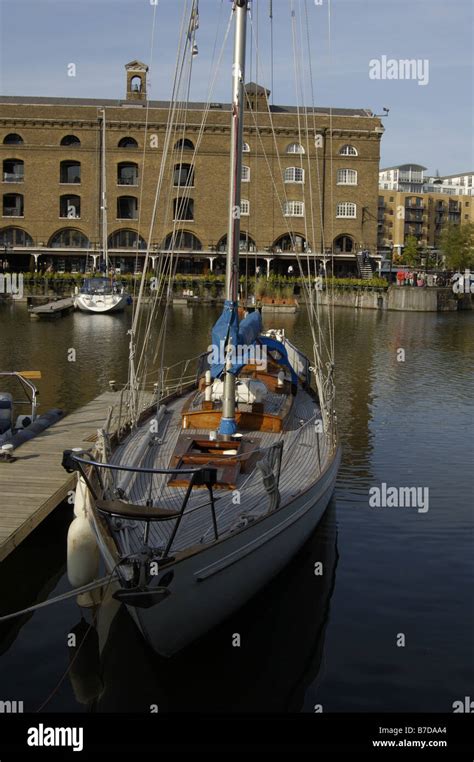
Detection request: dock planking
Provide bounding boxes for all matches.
[29,297,74,319]
[0,390,152,562]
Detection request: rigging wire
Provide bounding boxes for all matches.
[327,0,336,365]
[132,2,234,410]
[245,2,335,432]
[128,0,193,418]
[247,8,330,364]
[131,0,160,311]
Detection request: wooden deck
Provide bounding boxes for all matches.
[0,390,149,562]
[107,386,328,556]
[29,297,74,319]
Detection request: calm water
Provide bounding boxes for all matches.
[0,302,472,712]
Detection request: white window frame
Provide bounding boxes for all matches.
[242,142,250,153]
[240,199,250,216]
[284,201,305,217]
[339,144,358,157]
[286,143,305,155]
[336,202,357,218]
[337,168,358,186]
[284,166,304,184]
[242,165,250,182]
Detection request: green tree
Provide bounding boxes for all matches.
[439,223,474,271]
[401,235,421,267]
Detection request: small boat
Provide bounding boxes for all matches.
[0,372,63,452]
[73,277,129,314]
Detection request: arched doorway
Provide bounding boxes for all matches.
[217,232,256,253]
[333,234,354,254]
[272,233,307,253]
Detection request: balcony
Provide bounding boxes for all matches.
[405,210,424,222]
[117,177,138,186]
[2,208,23,217]
[3,173,24,183]
[399,173,423,184]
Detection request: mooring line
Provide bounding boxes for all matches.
[0,574,117,623]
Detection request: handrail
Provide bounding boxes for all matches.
[63,438,286,557]
[0,371,38,420]
[63,450,220,554]
[68,453,202,476]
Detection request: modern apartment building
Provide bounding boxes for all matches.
[377,189,474,258]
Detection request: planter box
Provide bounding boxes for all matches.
[261,301,299,314]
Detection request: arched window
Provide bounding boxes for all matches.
[242,142,250,153]
[117,162,139,186]
[117,196,138,219]
[284,167,304,183]
[60,160,81,183]
[334,235,354,253]
[3,134,23,145]
[273,233,306,253]
[118,136,138,148]
[174,138,195,151]
[173,198,194,221]
[240,199,250,216]
[3,193,24,217]
[217,232,255,252]
[49,228,89,248]
[284,201,305,217]
[3,159,24,182]
[173,163,194,187]
[336,202,357,218]
[130,76,142,92]
[339,144,358,156]
[60,135,81,146]
[108,229,146,249]
[59,195,81,219]
[163,231,202,250]
[0,227,33,247]
[337,169,358,185]
[286,143,305,154]
[242,165,250,182]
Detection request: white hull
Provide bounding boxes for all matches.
[98,445,340,657]
[74,293,128,313]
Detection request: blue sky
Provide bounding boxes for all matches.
[0,0,472,174]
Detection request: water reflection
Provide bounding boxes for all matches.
[0,304,472,712]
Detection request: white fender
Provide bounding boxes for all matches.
[67,477,99,591]
[73,474,88,518]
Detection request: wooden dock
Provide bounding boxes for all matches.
[29,297,74,319]
[0,390,149,562]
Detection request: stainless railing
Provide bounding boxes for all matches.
[63,439,285,557]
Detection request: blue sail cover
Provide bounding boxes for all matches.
[210,301,262,378]
[258,335,298,386]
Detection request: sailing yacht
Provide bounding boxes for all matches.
[74,276,129,314]
[63,0,341,657]
[73,108,129,314]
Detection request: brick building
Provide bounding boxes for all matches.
[0,61,383,276]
